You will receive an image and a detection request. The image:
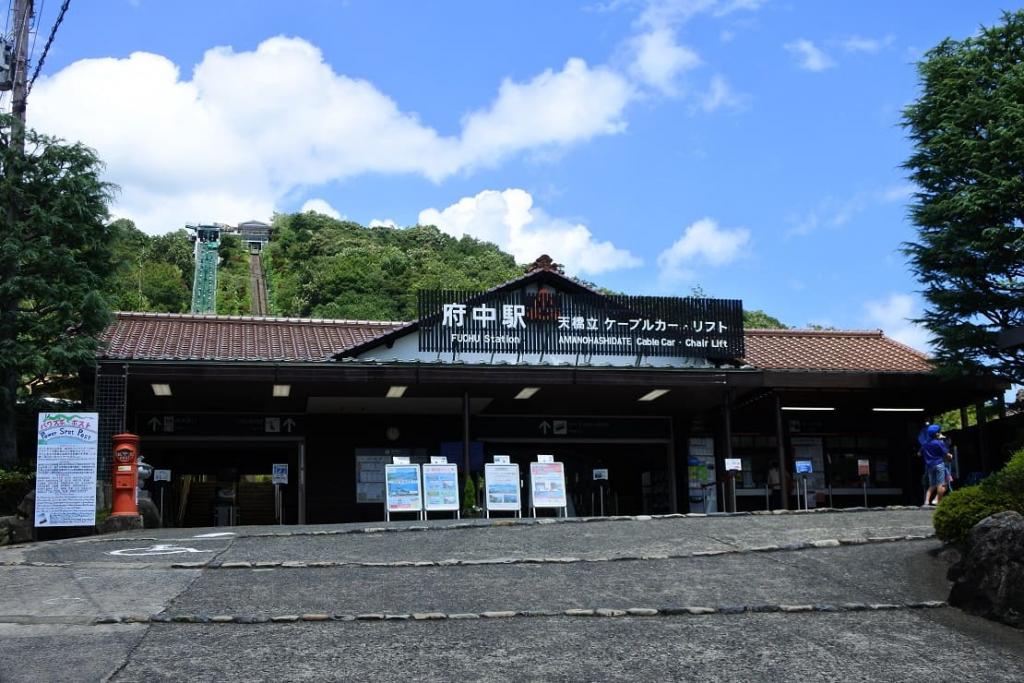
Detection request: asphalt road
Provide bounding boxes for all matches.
[1,509,1021,681]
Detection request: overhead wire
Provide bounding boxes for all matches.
[28,0,44,66]
[27,0,67,92]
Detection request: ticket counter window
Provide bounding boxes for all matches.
[826,436,890,487]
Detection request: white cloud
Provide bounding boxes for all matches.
[418,189,641,276]
[785,192,873,238]
[841,34,895,54]
[300,198,342,220]
[460,58,633,168]
[784,39,835,72]
[698,74,744,112]
[628,27,701,95]
[31,38,634,233]
[864,293,932,352]
[880,184,914,203]
[657,217,750,280]
[637,0,761,29]
[369,218,398,228]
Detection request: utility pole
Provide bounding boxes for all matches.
[10,0,33,147]
[0,0,32,469]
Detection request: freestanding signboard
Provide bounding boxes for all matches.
[422,463,460,514]
[272,463,288,484]
[384,464,423,521]
[484,463,521,517]
[35,413,99,527]
[795,460,813,474]
[530,461,567,516]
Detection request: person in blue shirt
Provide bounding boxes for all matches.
[919,424,949,506]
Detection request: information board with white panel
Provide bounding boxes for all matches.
[484,463,521,515]
[384,464,422,517]
[422,463,460,512]
[530,461,567,512]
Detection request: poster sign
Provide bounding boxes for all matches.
[392,456,411,465]
[493,455,511,464]
[593,468,609,481]
[35,412,98,527]
[530,461,567,509]
[385,464,422,512]
[724,458,742,472]
[272,464,288,485]
[795,460,813,474]
[154,469,171,482]
[537,454,555,464]
[484,463,521,511]
[857,459,871,477]
[430,456,447,464]
[422,464,460,511]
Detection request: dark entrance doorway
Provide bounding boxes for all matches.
[141,440,303,527]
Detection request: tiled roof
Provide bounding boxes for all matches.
[98,312,403,362]
[99,313,933,373]
[742,329,932,373]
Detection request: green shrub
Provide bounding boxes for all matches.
[0,469,35,515]
[934,449,1024,543]
[933,485,1014,544]
[462,475,478,517]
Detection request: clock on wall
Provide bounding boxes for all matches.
[385,426,400,442]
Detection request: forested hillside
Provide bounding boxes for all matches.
[100,211,787,329]
[263,212,521,320]
[104,219,193,313]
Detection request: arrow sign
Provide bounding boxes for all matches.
[148,417,162,432]
[283,418,296,433]
[539,421,551,434]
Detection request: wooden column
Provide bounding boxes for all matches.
[722,393,734,512]
[775,394,789,510]
[462,391,471,475]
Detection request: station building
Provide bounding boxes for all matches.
[87,259,1006,526]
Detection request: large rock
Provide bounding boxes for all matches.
[99,514,143,534]
[138,497,162,529]
[948,510,1024,628]
[0,514,34,545]
[16,490,34,518]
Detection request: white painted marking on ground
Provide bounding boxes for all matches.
[193,532,236,538]
[107,544,212,557]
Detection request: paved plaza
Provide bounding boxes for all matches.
[1,509,1022,681]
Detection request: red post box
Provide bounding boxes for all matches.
[111,433,140,517]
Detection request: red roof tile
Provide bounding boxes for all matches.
[99,313,933,373]
[742,329,932,373]
[98,312,402,362]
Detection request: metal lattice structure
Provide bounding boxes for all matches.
[186,225,221,314]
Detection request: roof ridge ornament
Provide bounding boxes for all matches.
[525,254,564,274]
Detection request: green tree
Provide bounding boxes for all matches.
[0,118,114,467]
[263,213,521,320]
[215,233,251,315]
[901,10,1024,384]
[103,219,192,313]
[744,310,787,329]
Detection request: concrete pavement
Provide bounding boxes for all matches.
[1,509,1022,681]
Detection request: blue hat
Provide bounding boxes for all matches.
[927,424,942,436]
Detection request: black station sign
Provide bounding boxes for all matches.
[136,413,304,436]
[418,289,744,358]
[473,416,673,441]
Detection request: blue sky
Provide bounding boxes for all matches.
[21,0,1023,348]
